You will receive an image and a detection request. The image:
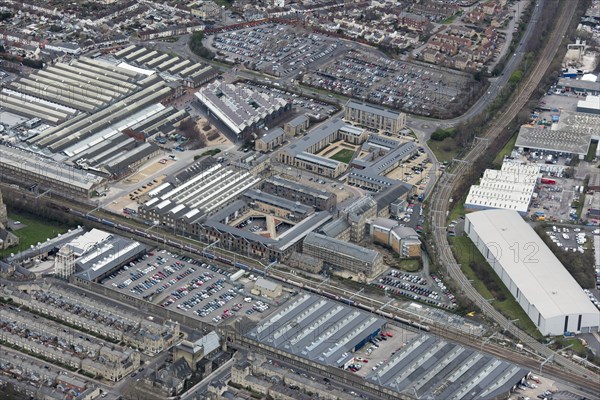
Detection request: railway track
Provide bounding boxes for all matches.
[428,0,600,390]
[3,182,600,394]
[3,7,599,389]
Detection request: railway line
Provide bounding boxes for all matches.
[3,179,600,395]
[2,3,599,391]
[428,0,600,390]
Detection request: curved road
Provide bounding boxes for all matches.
[429,0,600,389]
[408,0,546,136]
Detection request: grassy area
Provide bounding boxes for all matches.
[330,148,355,164]
[586,140,598,162]
[447,194,467,223]
[442,15,457,24]
[159,36,180,43]
[492,132,518,167]
[450,236,543,340]
[0,212,68,258]
[214,0,233,7]
[195,148,221,160]
[427,137,460,163]
[555,338,588,357]
[398,259,421,272]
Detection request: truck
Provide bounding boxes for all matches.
[230,269,245,282]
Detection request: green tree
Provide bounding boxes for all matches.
[189,31,214,60]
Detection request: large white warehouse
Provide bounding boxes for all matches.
[465,209,600,336]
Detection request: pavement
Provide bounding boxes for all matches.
[407,0,546,137]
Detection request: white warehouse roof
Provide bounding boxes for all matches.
[465,161,539,214]
[465,210,599,335]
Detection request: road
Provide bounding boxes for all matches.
[407,0,546,138]
[428,0,600,391]
[5,182,600,397]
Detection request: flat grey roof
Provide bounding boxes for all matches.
[558,78,600,91]
[255,278,280,292]
[304,232,379,264]
[196,331,220,355]
[589,170,600,188]
[345,99,402,119]
[244,189,314,215]
[266,176,335,201]
[75,237,146,281]
[285,118,345,157]
[258,127,285,144]
[296,152,341,169]
[366,334,529,399]
[374,183,412,209]
[320,218,350,238]
[247,294,386,366]
[515,125,592,155]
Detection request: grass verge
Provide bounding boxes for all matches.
[492,132,518,167]
[427,137,460,163]
[447,194,467,223]
[398,259,421,272]
[586,140,598,162]
[0,212,68,258]
[450,235,543,340]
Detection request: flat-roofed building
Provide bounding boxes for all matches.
[589,170,600,192]
[344,100,407,134]
[465,209,600,335]
[253,278,282,298]
[557,77,600,96]
[577,95,600,114]
[515,111,600,159]
[303,232,384,278]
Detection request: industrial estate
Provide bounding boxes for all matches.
[0,1,599,400]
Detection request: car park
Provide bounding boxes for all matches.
[101,250,259,323]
